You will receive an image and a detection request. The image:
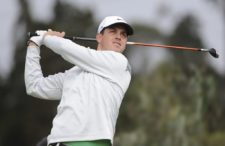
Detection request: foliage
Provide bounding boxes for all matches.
[116,61,225,146]
[0,0,95,145]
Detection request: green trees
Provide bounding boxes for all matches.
[0,1,95,146]
[116,14,225,146]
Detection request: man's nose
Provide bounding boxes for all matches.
[115,32,122,39]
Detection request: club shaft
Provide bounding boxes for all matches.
[126,42,202,51]
[28,32,204,52]
[65,36,96,42]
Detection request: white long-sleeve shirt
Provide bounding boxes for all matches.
[24,36,131,145]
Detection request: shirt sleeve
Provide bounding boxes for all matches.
[43,36,129,82]
[24,46,65,100]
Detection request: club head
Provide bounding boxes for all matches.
[209,48,219,58]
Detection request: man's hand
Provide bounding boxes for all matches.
[44,29,65,38]
[28,29,65,47]
[29,30,47,47]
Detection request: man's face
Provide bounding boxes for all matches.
[96,24,128,53]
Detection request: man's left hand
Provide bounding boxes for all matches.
[44,29,65,38]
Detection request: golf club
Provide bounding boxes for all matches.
[28,32,219,58]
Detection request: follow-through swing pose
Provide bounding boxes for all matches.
[25,16,133,146]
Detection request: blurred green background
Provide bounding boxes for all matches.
[0,0,224,146]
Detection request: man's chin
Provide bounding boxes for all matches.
[107,45,124,52]
[114,47,125,53]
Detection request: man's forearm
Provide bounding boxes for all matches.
[24,45,64,100]
[24,45,43,96]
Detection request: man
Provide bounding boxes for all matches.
[25,16,133,146]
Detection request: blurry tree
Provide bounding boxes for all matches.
[115,14,225,146]
[165,15,225,142]
[168,15,205,65]
[0,0,95,146]
[116,63,218,146]
[205,0,225,144]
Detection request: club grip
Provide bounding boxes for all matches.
[27,32,96,42]
[28,32,38,37]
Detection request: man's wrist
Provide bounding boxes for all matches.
[27,40,39,47]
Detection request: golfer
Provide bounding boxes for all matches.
[25,16,133,146]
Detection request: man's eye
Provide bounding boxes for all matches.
[121,32,127,38]
[122,33,127,37]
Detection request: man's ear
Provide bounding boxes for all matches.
[96,33,102,43]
